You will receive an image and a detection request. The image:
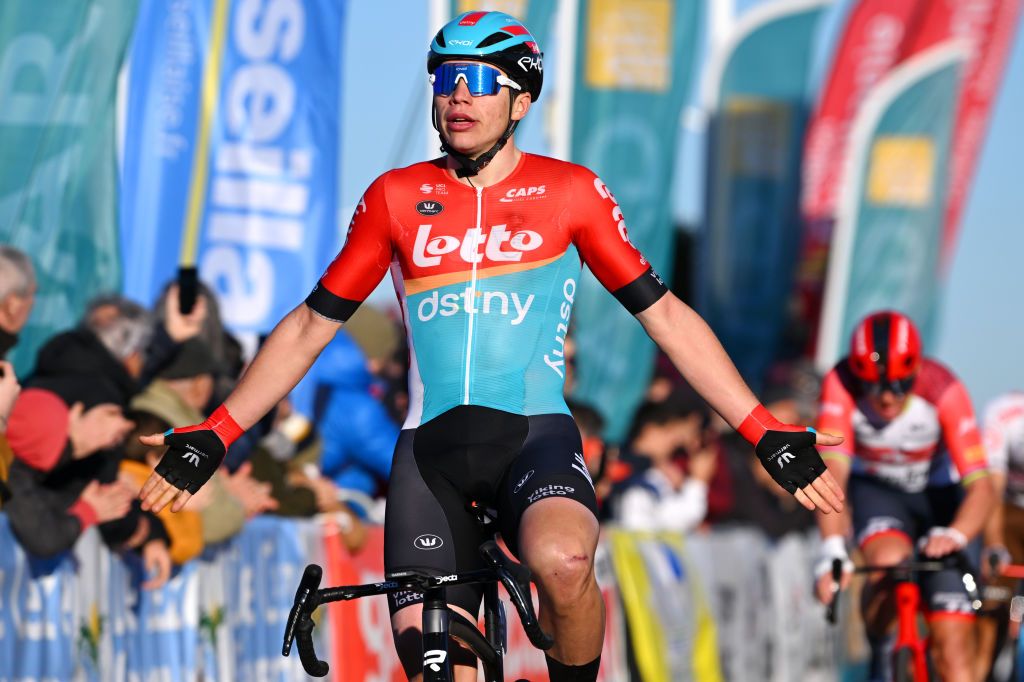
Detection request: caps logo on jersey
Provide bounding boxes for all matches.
[416,200,444,216]
[499,185,546,203]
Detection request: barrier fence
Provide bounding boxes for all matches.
[0,514,855,681]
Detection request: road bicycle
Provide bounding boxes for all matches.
[827,552,981,682]
[282,536,553,681]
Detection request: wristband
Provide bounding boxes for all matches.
[925,526,968,550]
[815,535,853,578]
[738,404,805,445]
[171,404,244,449]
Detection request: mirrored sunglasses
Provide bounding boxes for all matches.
[430,62,522,97]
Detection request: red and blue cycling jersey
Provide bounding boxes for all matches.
[816,358,988,492]
[305,153,667,428]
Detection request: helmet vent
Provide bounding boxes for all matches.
[477,31,513,48]
[434,29,446,48]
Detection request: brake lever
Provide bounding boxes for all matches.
[479,540,555,650]
[826,558,843,625]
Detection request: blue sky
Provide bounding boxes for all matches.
[339,0,1023,412]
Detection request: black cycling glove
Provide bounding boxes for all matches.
[739,404,828,494]
[153,405,244,494]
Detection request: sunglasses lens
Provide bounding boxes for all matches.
[432,63,502,96]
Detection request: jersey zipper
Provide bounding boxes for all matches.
[463,185,483,404]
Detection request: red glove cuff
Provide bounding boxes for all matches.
[738,404,805,445]
[69,498,99,530]
[175,404,245,449]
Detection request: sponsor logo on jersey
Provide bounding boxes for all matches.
[413,534,444,550]
[418,288,534,326]
[544,278,576,378]
[513,469,535,494]
[412,224,543,267]
[416,200,444,216]
[527,484,575,504]
[419,184,433,194]
[499,185,546,202]
[592,176,637,249]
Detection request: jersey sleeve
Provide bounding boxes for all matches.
[568,167,668,314]
[305,175,394,322]
[983,401,1011,475]
[937,380,989,485]
[816,368,856,462]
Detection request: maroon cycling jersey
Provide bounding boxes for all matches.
[817,358,988,492]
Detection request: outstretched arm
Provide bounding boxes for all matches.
[139,304,340,513]
[636,292,845,513]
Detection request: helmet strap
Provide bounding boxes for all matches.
[433,94,519,178]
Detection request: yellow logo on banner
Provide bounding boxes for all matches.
[867,136,935,207]
[585,0,672,91]
[457,0,528,17]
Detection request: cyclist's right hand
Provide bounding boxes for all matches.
[814,535,853,604]
[139,405,244,513]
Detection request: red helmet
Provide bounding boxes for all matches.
[848,310,922,395]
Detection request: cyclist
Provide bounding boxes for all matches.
[975,390,1024,678]
[813,310,995,682]
[139,11,844,681]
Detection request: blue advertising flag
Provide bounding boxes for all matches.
[700,0,830,388]
[568,0,703,440]
[121,0,345,336]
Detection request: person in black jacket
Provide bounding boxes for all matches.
[5,297,171,588]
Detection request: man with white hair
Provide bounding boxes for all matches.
[0,245,36,359]
[0,245,35,506]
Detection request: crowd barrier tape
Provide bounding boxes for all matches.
[0,514,852,681]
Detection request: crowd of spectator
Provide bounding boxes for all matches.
[0,242,826,591]
[0,246,378,589]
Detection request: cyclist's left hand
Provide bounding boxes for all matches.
[920,526,968,559]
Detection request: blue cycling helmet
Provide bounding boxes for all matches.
[428,11,544,102]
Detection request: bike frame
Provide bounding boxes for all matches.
[892,574,929,681]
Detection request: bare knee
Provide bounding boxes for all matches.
[525,537,595,613]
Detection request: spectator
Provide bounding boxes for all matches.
[130,338,277,543]
[314,330,397,513]
[245,400,368,552]
[37,295,151,399]
[0,245,36,359]
[0,246,36,506]
[5,296,172,587]
[4,375,171,588]
[612,399,718,533]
